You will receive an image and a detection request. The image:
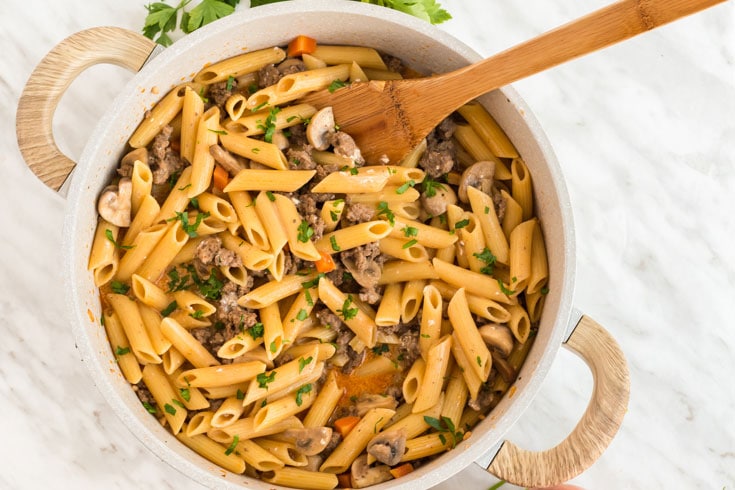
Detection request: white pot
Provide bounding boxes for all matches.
[16,1,629,488]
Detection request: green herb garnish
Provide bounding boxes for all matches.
[297,220,314,243]
[295,383,313,406]
[161,300,178,317]
[473,247,497,275]
[225,435,239,455]
[402,239,418,249]
[337,295,358,321]
[298,356,313,373]
[247,322,264,340]
[115,346,130,356]
[257,371,276,389]
[423,415,464,448]
[376,201,395,226]
[396,179,415,194]
[110,281,130,294]
[327,79,348,92]
[104,229,133,250]
[330,235,341,252]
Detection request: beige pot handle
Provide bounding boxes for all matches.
[486,314,630,487]
[16,27,157,192]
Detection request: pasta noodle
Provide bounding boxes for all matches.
[92,37,548,489]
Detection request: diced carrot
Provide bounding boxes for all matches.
[287,35,317,57]
[213,164,229,191]
[314,250,336,273]
[333,416,360,437]
[337,473,352,489]
[389,463,414,479]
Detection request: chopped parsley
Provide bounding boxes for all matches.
[167,268,191,292]
[396,179,415,194]
[327,79,348,92]
[226,75,235,92]
[337,295,359,321]
[296,309,308,321]
[208,128,228,135]
[224,435,239,456]
[476,355,482,367]
[110,281,130,295]
[301,273,326,289]
[142,401,156,414]
[190,310,204,319]
[247,322,264,340]
[423,415,464,448]
[304,289,314,307]
[265,191,276,202]
[104,229,133,250]
[270,341,278,353]
[329,210,339,222]
[298,356,313,373]
[164,403,177,416]
[473,247,497,275]
[420,334,430,339]
[454,219,470,230]
[115,346,130,356]
[171,399,185,409]
[484,205,490,214]
[168,211,210,238]
[297,220,314,243]
[371,344,389,356]
[251,101,268,112]
[161,300,178,317]
[402,226,418,238]
[236,388,245,400]
[540,286,550,295]
[376,201,395,226]
[179,388,191,402]
[497,279,515,296]
[402,239,418,249]
[422,177,446,198]
[259,106,281,143]
[295,384,313,407]
[256,371,276,389]
[330,235,341,252]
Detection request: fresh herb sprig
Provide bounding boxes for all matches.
[143,0,449,46]
[423,415,464,448]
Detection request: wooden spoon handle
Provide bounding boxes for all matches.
[16,27,156,192]
[486,315,630,487]
[430,0,726,116]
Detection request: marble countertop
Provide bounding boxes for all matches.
[1,0,733,489]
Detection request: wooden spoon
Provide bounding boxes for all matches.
[301,0,725,164]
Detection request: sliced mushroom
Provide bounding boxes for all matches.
[341,256,381,289]
[355,394,398,417]
[306,106,336,150]
[271,130,290,151]
[367,429,407,466]
[120,147,148,176]
[420,183,457,217]
[478,323,514,358]
[209,144,246,175]
[97,177,132,227]
[281,427,333,456]
[350,455,393,489]
[303,455,323,472]
[458,160,496,203]
[493,356,516,383]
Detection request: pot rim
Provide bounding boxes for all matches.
[62,1,576,488]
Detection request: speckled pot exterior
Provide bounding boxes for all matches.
[62,1,575,488]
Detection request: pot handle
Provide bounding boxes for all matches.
[16,27,157,192]
[485,314,630,487]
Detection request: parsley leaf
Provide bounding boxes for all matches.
[337,295,359,321]
[169,211,210,238]
[402,226,418,238]
[260,107,281,143]
[396,179,415,194]
[296,309,308,321]
[422,177,446,198]
[295,383,312,406]
[330,235,341,252]
[224,435,239,455]
[161,300,178,317]
[179,388,191,402]
[115,346,130,356]
[402,239,418,249]
[297,220,314,243]
[110,281,130,295]
[256,371,276,389]
[376,201,395,226]
[164,403,177,415]
[142,1,185,46]
[247,322,264,340]
[473,247,497,275]
[454,219,470,229]
[423,415,464,448]
[184,0,236,33]
[497,279,515,296]
[105,229,134,250]
[298,356,313,373]
[327,79,348,92]
[142,401,157,414]
[371,344,389,356]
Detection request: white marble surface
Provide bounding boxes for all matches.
[2,0,734,489]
